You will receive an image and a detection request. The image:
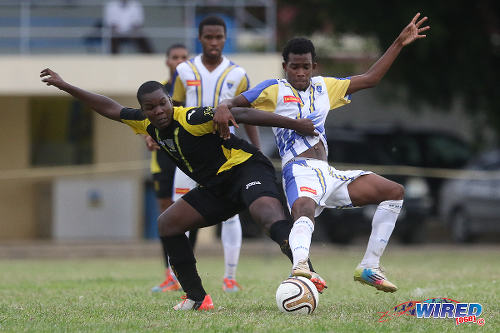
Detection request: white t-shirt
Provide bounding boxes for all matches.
[104,0,144,35]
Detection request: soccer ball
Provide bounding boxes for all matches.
[275,276,319,314]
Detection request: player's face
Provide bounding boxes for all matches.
[166,47,188,73]
[141,89,174,129]
[199,25,226,59]
[283,53,317,91]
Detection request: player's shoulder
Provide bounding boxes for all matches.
[176,57,197,74]
[174,106,214,125]
[227,60,247,74]
[254,78,280,90]
[320,75,351,82]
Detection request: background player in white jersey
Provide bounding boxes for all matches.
[148,44,188,293]
[215,13,430,293]
[170,16,260,292]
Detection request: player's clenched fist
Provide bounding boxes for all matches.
[40,68,67,90]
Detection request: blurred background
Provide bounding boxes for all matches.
[1,0,499,248]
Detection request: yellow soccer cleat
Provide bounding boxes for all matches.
[354,266,398,293]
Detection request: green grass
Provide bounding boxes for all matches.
[0,245,498,332]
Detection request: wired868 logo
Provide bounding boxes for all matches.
[378,298,485,326]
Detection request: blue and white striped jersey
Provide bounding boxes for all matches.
[242,76,351,166]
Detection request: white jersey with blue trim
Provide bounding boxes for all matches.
[172,55,249,134]
[172,54,249,107]
[242,76,351,166]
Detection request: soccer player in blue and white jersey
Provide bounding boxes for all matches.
[215,13,430,293]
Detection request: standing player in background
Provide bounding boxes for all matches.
[148,44,188,293]
[215,13,430,293]
[170,15,260,292]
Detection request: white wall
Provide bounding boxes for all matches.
[1,54,283,96]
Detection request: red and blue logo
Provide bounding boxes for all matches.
[415,301,484,326]
[378,298,485,326]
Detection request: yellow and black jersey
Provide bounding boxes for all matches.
[120,106,259,187]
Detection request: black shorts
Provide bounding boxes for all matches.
[182,153,281,225]
[153,172,174,198]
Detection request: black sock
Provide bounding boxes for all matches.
[160,236,170,268]
[269,219,315,272]
[162,235,206,301]
[188,228,199,250]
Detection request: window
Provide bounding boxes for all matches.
[30,97,93,166]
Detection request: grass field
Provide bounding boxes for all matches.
[0,244,498,332]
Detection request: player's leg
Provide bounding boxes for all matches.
[187,228,199,250]
[151,173,180,292]
[289,197,316,278]
[158,198,216,310]
[160,186,240,310]
[221,214,242,292]
[237,154,326,291]
[173,167,199,249]
[152,160,184,292]
[348,173,404,292]
[281,159,326,279]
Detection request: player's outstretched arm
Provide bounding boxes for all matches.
[231,107,318,137]
[346,13,430,95]
[40,68,123,122]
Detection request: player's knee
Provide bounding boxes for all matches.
[291,197,316,221]
[157,215,170,236]
[387,182,404,201]
[249,197,285,230]
[158,213,182,237]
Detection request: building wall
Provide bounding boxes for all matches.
[0,97,35,239]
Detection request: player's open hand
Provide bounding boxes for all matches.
[213,104,238,139]
[40,68,67,90]
[398,13,430,46]
[294,118,318,137]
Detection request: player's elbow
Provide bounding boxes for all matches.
[361,74,380,89]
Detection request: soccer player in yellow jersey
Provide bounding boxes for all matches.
[170,16,259,292]
[215,13,430,293]
[41,67,317,310]
[148,44,188,293]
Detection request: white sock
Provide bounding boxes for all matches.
[221,214,242,279]
[289,216,314,268]
[360,200,403,268]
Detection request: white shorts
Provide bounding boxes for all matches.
[282,158,371,217]
[173,167,197,202]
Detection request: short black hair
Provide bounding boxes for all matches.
[282,38,316,63]
[198,15,226,36]
[166,43,187,57]
[137,81,169,105]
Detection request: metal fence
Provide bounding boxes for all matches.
[0,0,276,54]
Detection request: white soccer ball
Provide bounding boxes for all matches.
[276,276,319,314]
